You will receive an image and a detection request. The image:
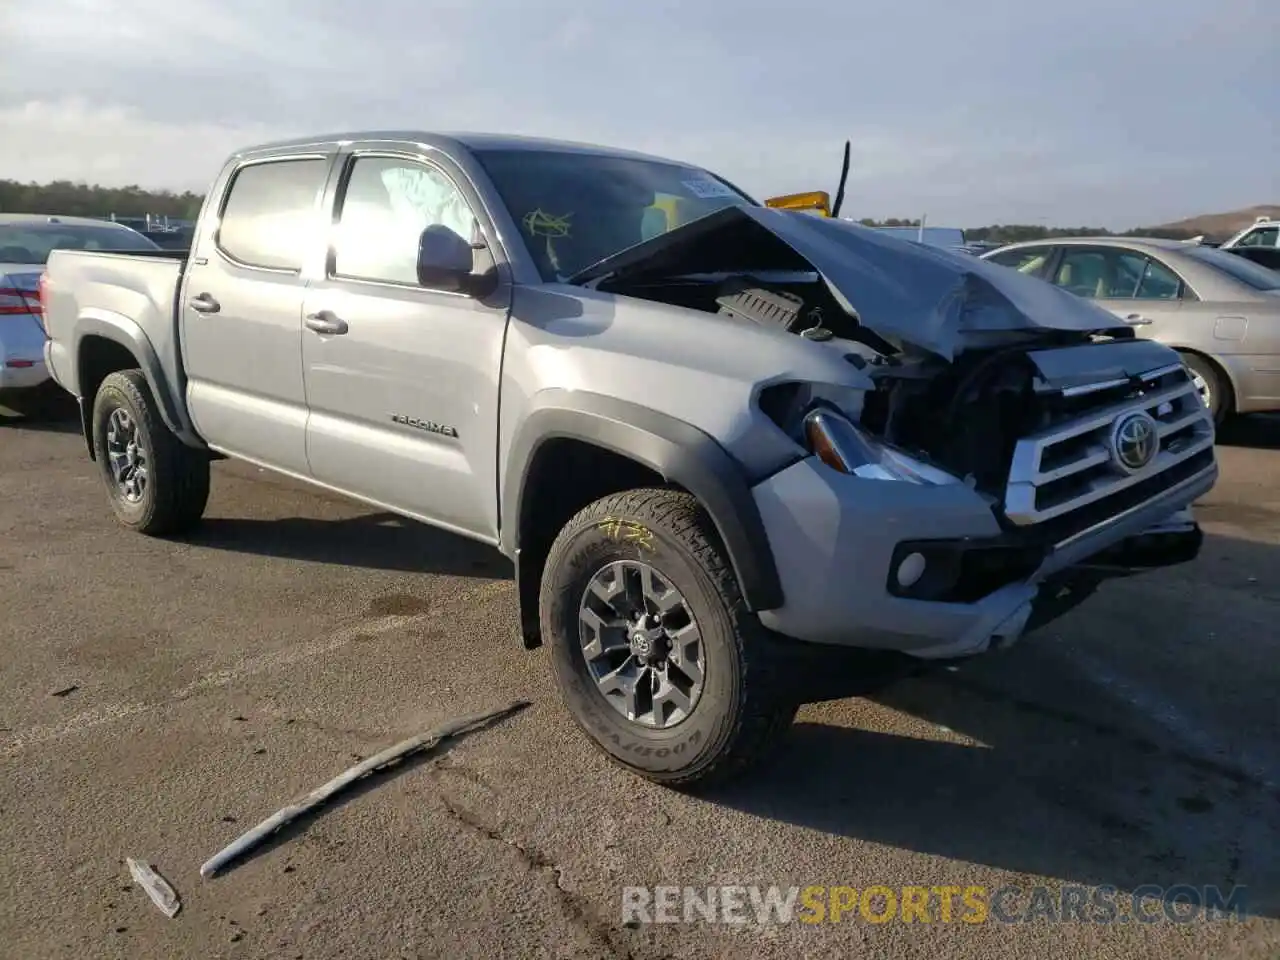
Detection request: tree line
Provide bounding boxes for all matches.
[1,179,1198,243]
[0,180,203,220]
[856,219,1196,243]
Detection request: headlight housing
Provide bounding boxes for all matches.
[802,407,960,484]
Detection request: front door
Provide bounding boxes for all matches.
[181,153,334,475]
[301,150,512,542]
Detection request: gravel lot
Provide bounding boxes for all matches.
[2,399,1278,960]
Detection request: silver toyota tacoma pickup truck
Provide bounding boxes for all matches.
[39,131,1217,786]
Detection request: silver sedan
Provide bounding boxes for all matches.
[981,237,1280,423]
[1,214,158,411]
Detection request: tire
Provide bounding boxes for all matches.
[91,369,210,535]
[1180,352,1230,427]
[540,487,797,788]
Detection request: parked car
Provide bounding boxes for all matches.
[1222,244,1280,273]
[1,214,159,413]
[982,237,1280,423]
[41,131,1215,785]
[1219,216,1279,252]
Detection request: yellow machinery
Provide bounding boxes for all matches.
[764,140,851,219]
[764,190,833,217]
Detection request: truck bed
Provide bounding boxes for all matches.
[42,249,190,414]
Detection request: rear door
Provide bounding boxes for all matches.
[1046,245,1186,330]
[180,151,336,475]
[300,148,512,541]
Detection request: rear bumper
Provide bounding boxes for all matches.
[752,455,1215,661]
[0,358,50,391]
[1,314,52,391]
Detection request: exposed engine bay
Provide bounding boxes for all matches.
[572,205,1188,510]
[597,267,1138,499]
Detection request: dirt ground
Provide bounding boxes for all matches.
[2,401,1278,960]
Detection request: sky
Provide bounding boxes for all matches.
[1,0,1276,229]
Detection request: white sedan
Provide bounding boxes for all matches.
[1,214,158,413]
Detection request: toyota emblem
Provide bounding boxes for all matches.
[1111,412,1159,473]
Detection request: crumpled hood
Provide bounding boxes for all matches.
[573,206,1131,361]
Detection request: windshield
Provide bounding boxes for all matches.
[0,222,159,264]
[473,149,754,282]
[1184,245,1280,291]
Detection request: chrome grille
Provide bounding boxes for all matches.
[1004,364,1215,527]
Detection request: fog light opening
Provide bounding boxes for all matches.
[896,552,927,589]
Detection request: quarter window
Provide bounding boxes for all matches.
[217,158,329,271]
[333,156,476,286]
[1134,258,1182,300]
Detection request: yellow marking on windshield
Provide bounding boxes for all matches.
[523,209,573,238]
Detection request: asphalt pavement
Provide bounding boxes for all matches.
[1,399,1278,960]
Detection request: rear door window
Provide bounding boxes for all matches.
[217,158,330,271]
[1051,247,1187,300]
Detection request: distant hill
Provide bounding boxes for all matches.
[1144,204,1280,241]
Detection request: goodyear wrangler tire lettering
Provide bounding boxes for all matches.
[540,487,796,787]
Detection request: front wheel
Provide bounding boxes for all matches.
[540,487,796,788]
[91,370,210,535]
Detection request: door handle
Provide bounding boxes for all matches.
[305,311,348,335]
[1123,313,1152,326]
[189,293,220,314]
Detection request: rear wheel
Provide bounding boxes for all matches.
[540,487,796,788]
[1180,352,1230,426]
[91,370,210,535]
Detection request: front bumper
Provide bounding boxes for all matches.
[752,455,1216,660]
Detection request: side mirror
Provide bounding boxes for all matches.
[764,190,832,217]
[416,224,475,293]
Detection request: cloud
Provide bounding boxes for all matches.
[0,100,278,190]
[1,0,1276,227]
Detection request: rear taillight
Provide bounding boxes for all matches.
[0,287,27,316]
[0,277,44,333]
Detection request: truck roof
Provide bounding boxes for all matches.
[233,131,692,167]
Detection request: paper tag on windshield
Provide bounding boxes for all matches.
[682,178,737,200]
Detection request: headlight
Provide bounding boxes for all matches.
[802,408,960,484]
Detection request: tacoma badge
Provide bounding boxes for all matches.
[391,414,458,438]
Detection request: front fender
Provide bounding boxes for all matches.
[501,390,785,612]
[72,309,200,447]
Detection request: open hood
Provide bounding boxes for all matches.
[571,206,1131,361]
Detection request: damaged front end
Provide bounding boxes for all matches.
[573,205,1217,656]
